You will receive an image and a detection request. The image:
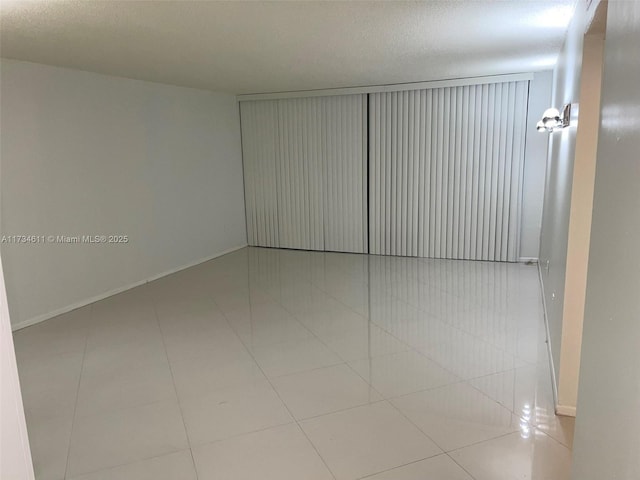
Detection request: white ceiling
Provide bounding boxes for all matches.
[0,1,576,95]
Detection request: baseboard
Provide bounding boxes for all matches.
[519,257,539,263]
[11,244,248,331]
[537,262,560,411]
[556,404,577,417]
[143,244,247,282]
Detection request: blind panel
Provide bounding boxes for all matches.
[322,95,368,253]
[240,101,280,247]
[276,98,324,250]
[369,80,528,261]
[241,95,367,253]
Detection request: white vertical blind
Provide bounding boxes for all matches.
[240,94,367,253]
[240,100,280,247]
[276,98,324,250]
[322,95,367,253]
[368,80,528,261]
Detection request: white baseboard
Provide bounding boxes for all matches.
[556,404,577,417]
[11,244,248,332]
[537,262,560,411]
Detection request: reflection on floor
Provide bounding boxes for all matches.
[14,247,574,480]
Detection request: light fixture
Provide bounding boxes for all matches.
[536,104,571,132]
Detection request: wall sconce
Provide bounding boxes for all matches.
[536,104,571,132]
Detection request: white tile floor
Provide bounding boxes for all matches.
[14,247,574,480]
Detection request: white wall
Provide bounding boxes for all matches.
[572,1,640,478]
[539,0,609,415]
[0,59,247,328]
[0,245,34,478]
[520,71,552,260]
[557,24,605,414]
[538,2,587,411]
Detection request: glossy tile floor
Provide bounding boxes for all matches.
[14,247,574,480]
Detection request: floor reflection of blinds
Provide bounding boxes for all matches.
[241,95,367,252]
[368,81,528,261]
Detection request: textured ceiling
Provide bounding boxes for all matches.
[0,1,576,94]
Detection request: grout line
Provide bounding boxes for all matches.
[247,248,528,432]
[321,277,536,388]
[266,359,348,380]
[354,452,480,480]
[445,430,517,454]
[356,451,447,480]
[173,419,298,450]
[238,249,551,418]
[258,255,463,478]
[381,393,448,452]
[381,378,468,403]
[462,365,574,450]
[63,450,195,479]
[270,250,529,480]
[201,258,340,480]
[252,263,391,408]
[296,398,388,423]
[536,261,560,412]
[44,247,554,480]
[443,451,480,480]
[531,423,574,450]
[294,258,485,379]
[354,454,446,480]
[69,396,182,421]
[149,287,200,480]
[62,304,92,480]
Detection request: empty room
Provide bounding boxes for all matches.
[1,1,639,480]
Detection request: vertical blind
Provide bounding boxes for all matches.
[240,79,529,261]
[368,81,528,261]
[241,100,280,248]
[240,94,367,253]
